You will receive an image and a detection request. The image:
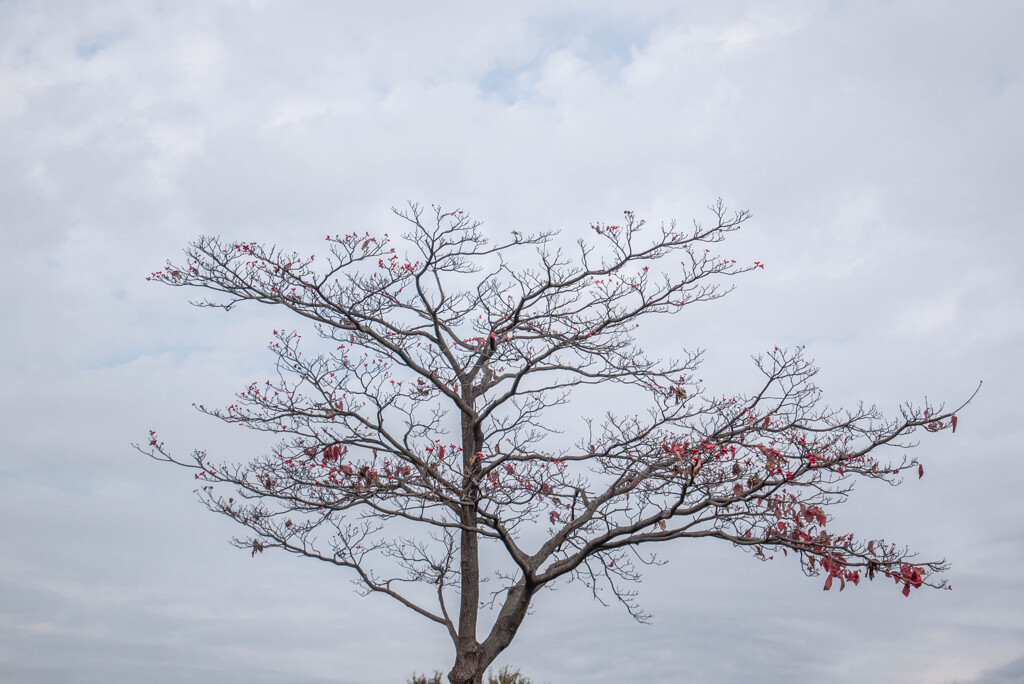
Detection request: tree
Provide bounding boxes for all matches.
[140,201,975,684]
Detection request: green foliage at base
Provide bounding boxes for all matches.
[407,665,535,684]
[406,673,443,684]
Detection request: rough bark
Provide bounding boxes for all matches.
[450,389,486,684]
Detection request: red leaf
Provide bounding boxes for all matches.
[902,583,911,597]
[824,575,833,591]
[918,463,924,479]
[951,415,958,433]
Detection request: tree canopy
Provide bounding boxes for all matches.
[141,201,974,684]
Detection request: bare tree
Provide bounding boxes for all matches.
[140,201,976,684]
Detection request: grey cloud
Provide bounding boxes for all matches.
[953,656,1024,684]
[2,1,1022,682]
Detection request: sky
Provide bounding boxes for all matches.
[1,1,1022,682]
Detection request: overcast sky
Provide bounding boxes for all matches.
[2,2,1022,683]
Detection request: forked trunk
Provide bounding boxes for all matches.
[448,384,534,684]
[450,403,489,684]
[448,580,534,684]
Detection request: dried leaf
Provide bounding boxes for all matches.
[951,415,958,433]
[659,519,667,531]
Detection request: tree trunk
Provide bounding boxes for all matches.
[448,579,536,684]
[448,647,488,684]
[448,382,535,684]
[451,399,486,684]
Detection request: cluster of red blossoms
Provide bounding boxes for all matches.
[892,563,925,597]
